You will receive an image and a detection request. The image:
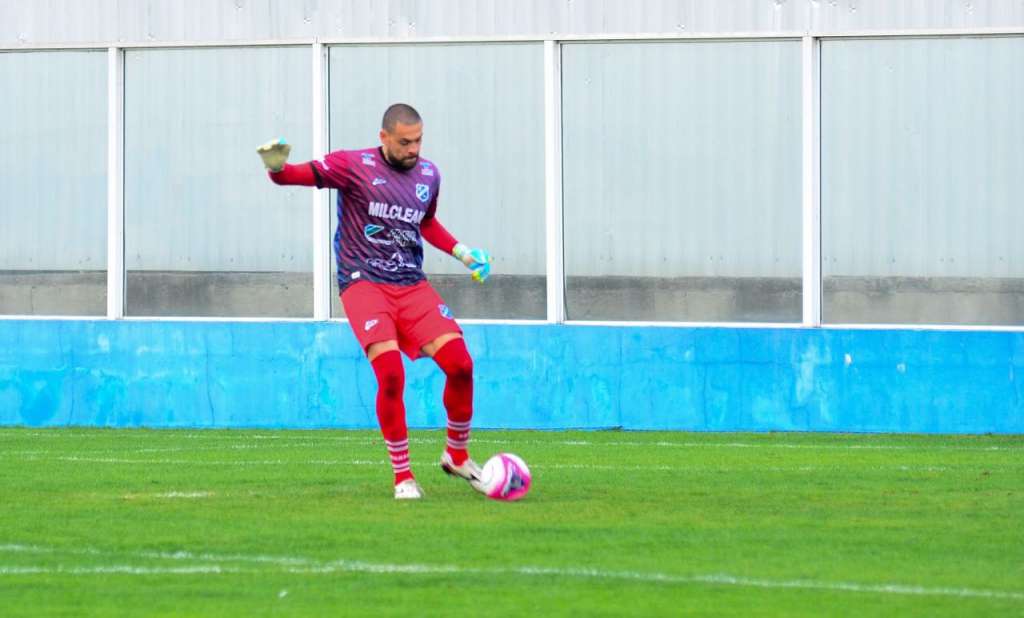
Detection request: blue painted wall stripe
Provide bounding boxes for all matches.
[0,320,1021,433]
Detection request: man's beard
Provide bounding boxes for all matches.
[396,156,418,170]
[384,147,418,170]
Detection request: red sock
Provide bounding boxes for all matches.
[371,351,413,485]
[433,338,474,465]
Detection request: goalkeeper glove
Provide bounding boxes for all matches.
[452,243,493,284]
[257,137,291,172]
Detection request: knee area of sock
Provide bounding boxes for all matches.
[446,356,473,381]
[437,341,473,379]
[377,370,404,399]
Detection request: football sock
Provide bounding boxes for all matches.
[371,350,413,485]
[433,338,474,466]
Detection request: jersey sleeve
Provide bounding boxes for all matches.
[310,150,356,191]
[421,215,458,254]
[268,162,317,186]
[420,174,457,252]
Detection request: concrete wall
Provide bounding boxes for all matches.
[4,273,1024,324]
[1,319,1021,433]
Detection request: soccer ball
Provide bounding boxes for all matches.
[479,453,532,501]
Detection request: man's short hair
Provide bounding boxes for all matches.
[382,103,422,132]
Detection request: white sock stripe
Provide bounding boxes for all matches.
[446,439,469,449]
[446,421,472,430]
[383,439,408,447]
[386,445,409,452]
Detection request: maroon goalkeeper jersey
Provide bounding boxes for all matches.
[312,147,441,291]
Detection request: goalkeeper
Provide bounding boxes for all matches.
[258,103,492,501]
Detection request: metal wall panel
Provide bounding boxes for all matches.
[562,40,803,278]
[123,46,312,274]
[812,0,1024,33]
[1,0,808,46]
[5,1,1023,48]
[821,36,1024,278]
[0,50,106,270]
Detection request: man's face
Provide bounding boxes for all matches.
[379,122,423,170]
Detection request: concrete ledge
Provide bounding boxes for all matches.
[3,272,1023,324]
[1,320,1021,433]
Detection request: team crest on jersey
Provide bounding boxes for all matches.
[419,162,434,176]
[361,153,376,166]
[415,183,430,203]
[438,304,453,320]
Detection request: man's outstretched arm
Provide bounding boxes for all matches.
[257,137,318,186]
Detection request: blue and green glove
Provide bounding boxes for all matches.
[452,243,493,283]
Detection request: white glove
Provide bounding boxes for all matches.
[257,137,291,172]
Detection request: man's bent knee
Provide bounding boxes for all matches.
[367,340,400,362]
[421,333,462,358]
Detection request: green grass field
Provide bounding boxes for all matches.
[0,428,1021,617]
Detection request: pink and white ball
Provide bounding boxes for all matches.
[479,453,532,501]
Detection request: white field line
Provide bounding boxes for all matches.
[538,464,956,473]
[0,565,238,575]
[120,490,217,499]
[22,456,386,466]
[0,543,1020,602]
[13,455,959,473]
[152,492,214,499]
[8,431,1022,452]
[6,440,1023,462]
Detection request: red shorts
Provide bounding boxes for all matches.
[340,280,462,360]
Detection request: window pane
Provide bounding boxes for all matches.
[124,47,312,317]
[0,51,106,315]
[822,37,1024,325]
[328,43,546,320]
[562,41,802,322]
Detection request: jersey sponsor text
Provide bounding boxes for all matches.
[368,201,426,224]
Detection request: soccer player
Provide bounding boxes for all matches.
[257,103,493,500]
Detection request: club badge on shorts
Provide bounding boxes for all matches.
[438,304,453,319]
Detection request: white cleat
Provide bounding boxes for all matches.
[440,452,485,493]
[394,479,423,500]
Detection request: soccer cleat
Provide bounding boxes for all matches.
[394,479,423,500]
[440,451,485,493]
